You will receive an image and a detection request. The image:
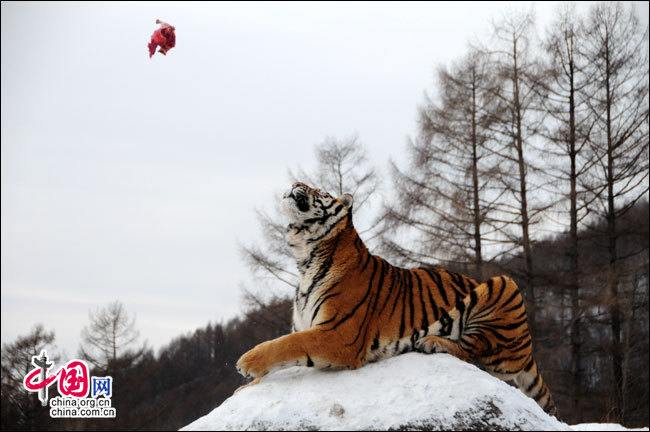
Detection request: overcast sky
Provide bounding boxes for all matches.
[2,1,648,357]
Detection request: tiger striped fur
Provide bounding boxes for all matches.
[236,182,557,416]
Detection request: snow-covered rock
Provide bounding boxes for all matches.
[183,353,648,431]
[572,425,648,431]
[183,353,570,431]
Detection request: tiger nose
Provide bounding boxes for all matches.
[292,182,308,191]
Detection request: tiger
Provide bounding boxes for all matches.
[236,182,557,416]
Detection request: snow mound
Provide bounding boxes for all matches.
[572,424,648,431]
[183,353,570,431]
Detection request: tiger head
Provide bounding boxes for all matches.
[282,182,353,240]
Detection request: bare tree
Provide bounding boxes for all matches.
[79,301,145,373]
[381,49,505,280]
[541,3,596,418]
[484,10,550,329]
[1,325,56,430]
[580,2,649,422]
[241,135,380,294]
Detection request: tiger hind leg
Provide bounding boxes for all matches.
[418,275,558,417]
[467,276,558,416]
[415,335,557,417]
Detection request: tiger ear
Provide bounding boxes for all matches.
[340,193,353,210]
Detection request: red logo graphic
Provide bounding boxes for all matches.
[24,352,90,404]
[55,360,90,397]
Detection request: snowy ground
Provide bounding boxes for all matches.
[571,424,648,431]
[182,353,647,431]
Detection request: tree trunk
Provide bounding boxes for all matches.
[512,38,535,329]
[471,73,484,280]
[604,30,623,422]
[567,46,582,420]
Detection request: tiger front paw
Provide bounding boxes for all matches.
[236,343,271,378]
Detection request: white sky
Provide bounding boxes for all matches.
[2,1,648,357]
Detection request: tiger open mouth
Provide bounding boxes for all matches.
[294,193,310,212]
[287,183,311,212]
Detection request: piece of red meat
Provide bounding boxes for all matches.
[148,19,176,58]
